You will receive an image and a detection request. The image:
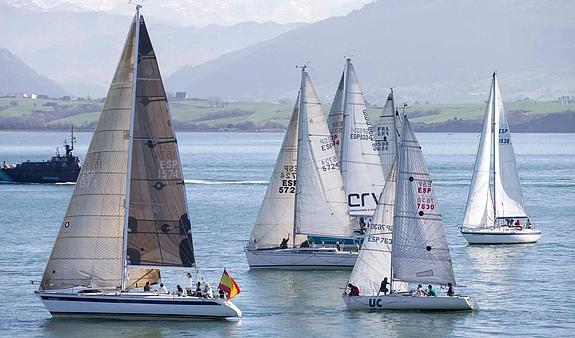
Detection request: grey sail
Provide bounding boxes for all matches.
[375,91,401,180]
[126,17,195,268]
[392,117,456,285]
[327,71,345,161]
[41,19,138,290]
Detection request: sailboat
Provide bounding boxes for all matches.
[343,116,478,311]
[35,5,241,319]
[328,58,385,221]
[460,73,541,244]
[245,67,358,269]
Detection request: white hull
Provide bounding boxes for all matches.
[36,291,241,319]
[343,293,478,311]
[461,227,541,244]
[245,247,358,269]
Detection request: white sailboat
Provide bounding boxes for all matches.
[245,67,358,269]
[35,5,241,319]
[343,116,478,311]
[460,73,541,244]
[329,58,385,220]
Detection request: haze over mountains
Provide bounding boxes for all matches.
[167,0,575,103]
[0,2,305,96]
[0,48,66,96]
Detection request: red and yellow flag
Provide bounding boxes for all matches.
[218,268,240,300]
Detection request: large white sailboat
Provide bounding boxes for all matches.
[460,73,541,244]
[35,5,241,319]
[245,68,358,269]
[343,116,478,311]
[328,58,385,221]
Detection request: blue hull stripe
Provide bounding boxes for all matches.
[40,295,220,306]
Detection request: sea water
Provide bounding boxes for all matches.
[0,131,573,337]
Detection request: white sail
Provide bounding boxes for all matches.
[375,90,402,180]
[462,77,496,229]
[41,19,138,290]
[348,162,408,295]
[295,70,353,238]
[392,117,456,285]
[327,71,345,161]
[249,98,304,249]
[340,59,385,217]
[493,75,528,218]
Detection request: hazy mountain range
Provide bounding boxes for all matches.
[0,48,66,96]
[2,0,372,26]
[167,0,575,103]
[0,3,305,96]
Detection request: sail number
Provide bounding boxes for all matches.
[321,156,339,171]
[373,140,390,151]
[279,165,296,193]
[158,160,178,179]
[367,235,392,245]
[416,181,435,210]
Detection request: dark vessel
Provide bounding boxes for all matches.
[0,128,81,183]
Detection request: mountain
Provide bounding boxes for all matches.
[0,47,67,97]
[3,0,372,26]
[0,3,305,96]
[166,0,575,103]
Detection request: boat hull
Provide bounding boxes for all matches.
[343,293,478,311]
[36,291,241,319]
[245,247,358,269]
[461,228,541,244]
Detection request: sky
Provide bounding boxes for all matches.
[4,0,374,26]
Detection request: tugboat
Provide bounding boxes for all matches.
[0,128,81,183]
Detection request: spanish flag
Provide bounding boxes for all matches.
[218,268,240,300]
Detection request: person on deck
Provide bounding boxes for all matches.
[158,283,168,294]
[336,241,341,251]
[186,272,193,289]
[378,277,390,296]
[176,285,184,296]
[195,281,203,296]
[204,282,214,298]
[280,234,290,249]
[447,283,455,297]
[426,285,436,297]
[416,284,425,296]
[143,281,151,292]
[515,219,521,226]
[347,283,360,296]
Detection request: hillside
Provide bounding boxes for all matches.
[1,97,573,132]
[0,48,67,97]
[0,3,305,96]
[166,0,575,103]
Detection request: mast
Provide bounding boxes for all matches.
[70,125,75,152]
[389,88,397,293]
[121,3,142,291]
[292,66,305,248]
[491,73,497,228]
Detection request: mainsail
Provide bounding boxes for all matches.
[340,59,385,217]
[392,117,456,285]
[295,69,353,238]
[493,75,528,218]
[41,14,194,291]
[125,17,195,269]
[462,76,496,229]
[249,98,303,249]
[375,90,402,180]
[327,71,345,161]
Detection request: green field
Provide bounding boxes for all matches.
[1,97,574,130]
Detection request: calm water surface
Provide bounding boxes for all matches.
[0,132,574,337]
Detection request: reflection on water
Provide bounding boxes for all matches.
[1,132,574,337]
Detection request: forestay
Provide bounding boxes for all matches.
[462,76,496,229]
[250,98,304,249]
[125,17,195,270]
[41,19,137,290]
[295,70,353,238]
[392,117,456,285]
[340,59,385,216]
[493,75,528,218]
[327,72,345,161]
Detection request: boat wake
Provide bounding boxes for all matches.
[184,179,268,185]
